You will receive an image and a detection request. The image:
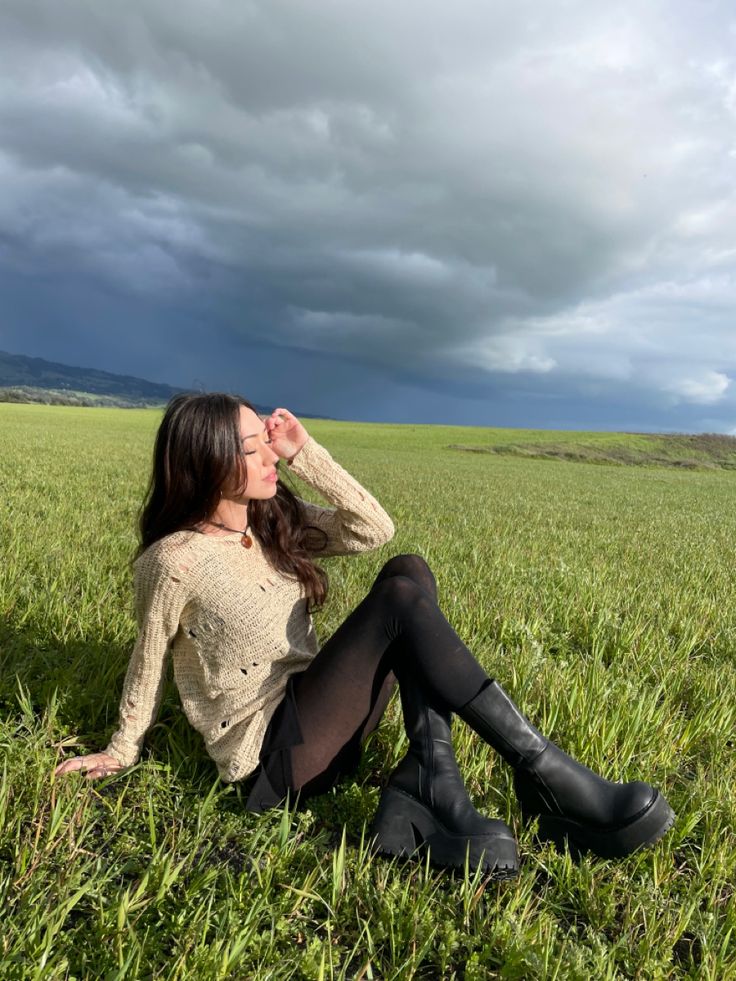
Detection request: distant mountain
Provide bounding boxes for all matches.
[0,350,277,414]
[0,349,185,404]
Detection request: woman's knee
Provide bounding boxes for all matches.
[375,553,437,598]
[371,573,434,613]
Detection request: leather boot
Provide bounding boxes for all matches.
[370,682,518,877]
[460,680,675,858]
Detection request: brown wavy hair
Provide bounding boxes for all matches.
[136,392,329,612]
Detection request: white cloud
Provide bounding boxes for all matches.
[663,371,731,405]
[454,333,557,373]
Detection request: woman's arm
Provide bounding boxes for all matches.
[103,554,190,767]
[55,548,190,778]
[103,618,176,768]
[287,435,395,557]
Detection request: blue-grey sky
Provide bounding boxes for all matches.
[1,1,735,429]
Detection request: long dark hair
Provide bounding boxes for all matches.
[136,392,329,611]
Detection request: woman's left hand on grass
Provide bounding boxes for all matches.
[265,408,309,462]
[53,752,124,781]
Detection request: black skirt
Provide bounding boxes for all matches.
[244,673,304,813]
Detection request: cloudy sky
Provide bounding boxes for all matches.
[1,1,735,429]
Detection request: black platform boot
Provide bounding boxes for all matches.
[370,682,519,877]
[460,680,675,858]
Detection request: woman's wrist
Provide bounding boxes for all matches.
[287,436,310,465]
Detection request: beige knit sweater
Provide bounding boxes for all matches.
[104,435,395,782]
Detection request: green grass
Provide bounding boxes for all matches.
[1,402,735,979]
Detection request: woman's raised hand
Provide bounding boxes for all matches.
[54,752,124,781]
[265,408,309,462]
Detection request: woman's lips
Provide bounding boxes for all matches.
[264,472,278,481]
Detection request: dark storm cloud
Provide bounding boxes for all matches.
[1,0,735,428]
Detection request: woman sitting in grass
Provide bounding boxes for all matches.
[55,393,675,876]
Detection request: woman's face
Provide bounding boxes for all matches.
[224,405,280,503]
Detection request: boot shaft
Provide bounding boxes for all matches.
[460,680,547,766]
[393,680,458,804]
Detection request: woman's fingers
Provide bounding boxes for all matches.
[54,757,85,775]
[83,766,116,780]
[54,753,122,778]
[267,408,299,439]
[270,408,297,428]
[265,408,308,458]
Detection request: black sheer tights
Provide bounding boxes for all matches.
[287,553,491,799]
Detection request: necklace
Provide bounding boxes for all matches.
[211,520,253,548]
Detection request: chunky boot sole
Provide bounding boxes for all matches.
[520,789,676,859]
[370,786,519,877]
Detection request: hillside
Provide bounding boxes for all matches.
[448,429,736,470]
[0,350,278,414]
[0,385,177,408]
[0,349,182,405]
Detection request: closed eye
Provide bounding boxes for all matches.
[243,438,273,456]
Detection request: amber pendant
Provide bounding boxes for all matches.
[241,534,253,548]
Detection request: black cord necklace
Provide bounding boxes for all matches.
[211,520,253,548]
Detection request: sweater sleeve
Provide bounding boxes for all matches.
[104,549,189,767]
[286,435,395,557]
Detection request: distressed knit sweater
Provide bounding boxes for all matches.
[104,435,395,782]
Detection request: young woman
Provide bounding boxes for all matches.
[55,393,675,876]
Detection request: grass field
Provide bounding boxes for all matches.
[1,402,735,980]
